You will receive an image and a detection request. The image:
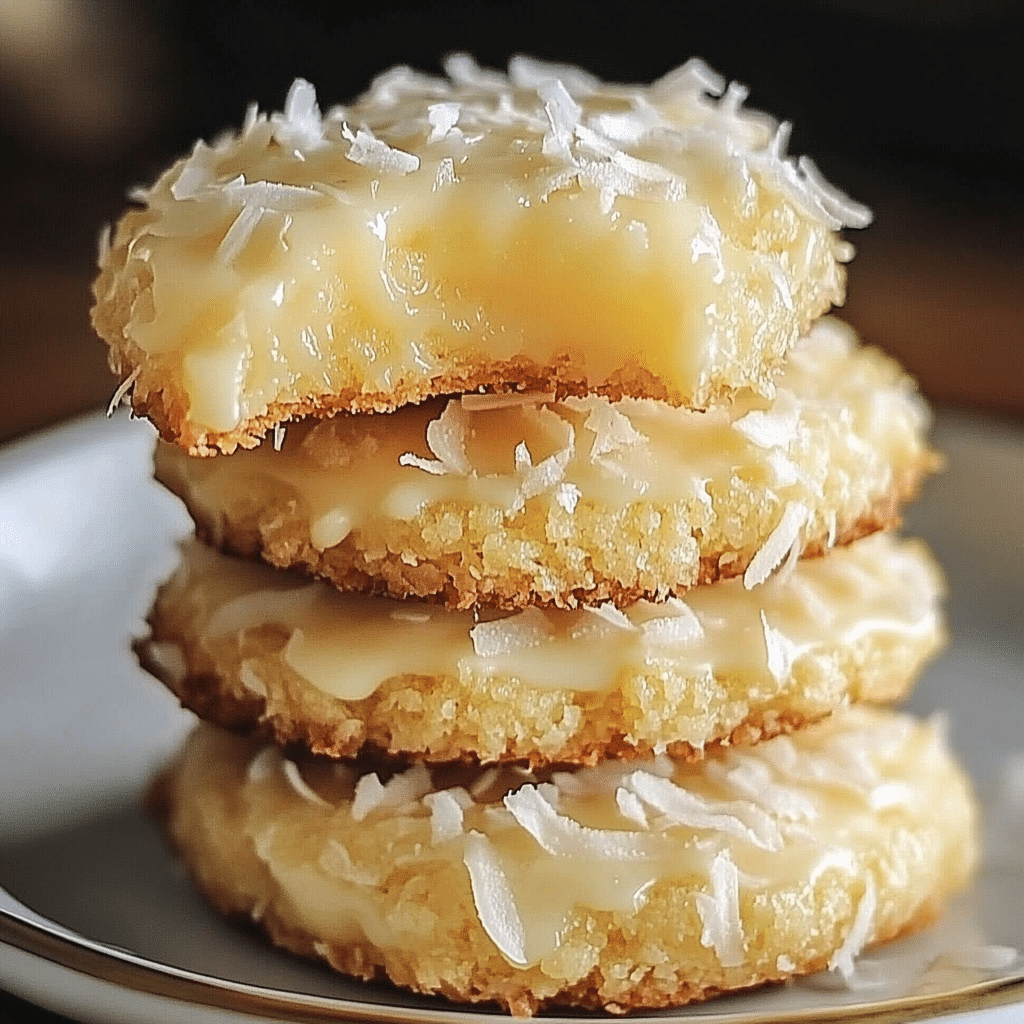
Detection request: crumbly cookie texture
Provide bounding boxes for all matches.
[93,56,869,455]
[151,707,976,1015]
[139,533,944,765]
[154,319,936,610]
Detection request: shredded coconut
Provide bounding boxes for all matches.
[425,400,472,475]
[427,101,461,142]
[504,785,661,860]
[554,482,581,513]
[141,638,185,686]
[238,660,267,697]
[282,760,333,809]
[625,772,782,851]
[433,156,458,190]
[760,611,796,682]
[733,389,800,449]
[829,875,877,981]
[246,745,283,785]
[744,502,809,589]
[714,758,817,822]
[351,773,386,821]
[217,203,264,266]
[398,452,446,475]
[463,831,528,965]
[470,606,554,657]
[272,78,326,152]
[344,125,420,174]
[584,603,637,632]
[695,850,745,967]
[423,789,466,844]
[106,368,141,417]
[509,442,573,513]
[640,598,704,646]
[615,787,650,828]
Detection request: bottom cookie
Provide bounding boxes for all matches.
[152,707,976,1016]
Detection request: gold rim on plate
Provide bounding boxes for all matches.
[3,906,1023,1024]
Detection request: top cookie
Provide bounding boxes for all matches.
[93,55,870,455]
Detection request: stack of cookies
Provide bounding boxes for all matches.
[93,56,977,1015]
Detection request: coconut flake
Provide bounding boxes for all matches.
[282,760,334,809]
[554,482,581,513]
[829,875,877,981]
[695,850,745,967]
[433,157,458,190]
[271,78,326,151]
[96,222,112,268]
[585,603,637,632]
[615,787,650,828]
[427,102,461,142]
[460,391,555,412]
[733,389,800,449]
[445,53,510,90]
[351,773,386,821]
[463,831,528,965]
[106,368,140,416]
[377,764,432,813]
[170,156,214,201]
[143,639,186,687]
[217,202,264,266]
[640,598,704,647]
[625,772,782,850]
[760,611,795,682]
[509,441,573,513]
[246,745,283,785]
[795,155,873,231]
[425,400,472,475]
[398,452,446,475]
[743,502,809,589]
[423,789,466,844]
[868,782,914,811]
[470,607,553,657]
[470,767,499,800]
[238,660,267,697]
[345,126,420,175]
[581,399,647,460]
[225,178,322,211]
[320,840,380,887]
[539,79,581,163]
[509,55,601,94]
[504,785,660,860]
[717,758,817,822]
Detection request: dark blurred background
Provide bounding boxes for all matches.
[1,0,1022,444]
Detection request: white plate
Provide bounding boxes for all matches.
[1,410,1022,1024]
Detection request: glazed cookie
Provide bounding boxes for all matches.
[94,56,869,455]
[139,533,945,765]
[152,707,977,1015]
[155,318,935,610]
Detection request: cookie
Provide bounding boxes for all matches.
[93,56,869,455]
[155,318,934,610]
[151,707,976,1015]
[139,532,944,765]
